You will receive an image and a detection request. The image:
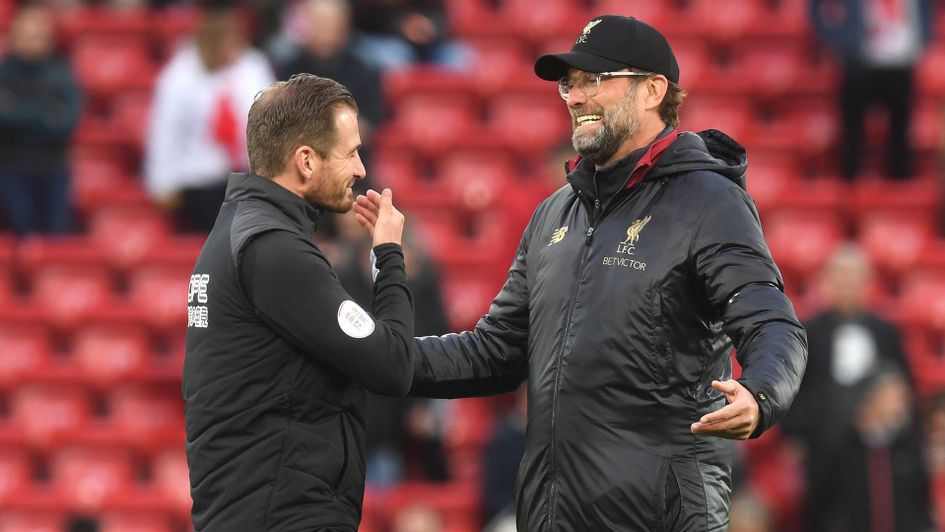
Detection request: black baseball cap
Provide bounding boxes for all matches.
[534,15,679,84]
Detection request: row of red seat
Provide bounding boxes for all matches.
[447,0,809,45]
[0,444,188,515]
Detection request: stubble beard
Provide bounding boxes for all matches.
[305,181,353,213]
[572,87,640,165]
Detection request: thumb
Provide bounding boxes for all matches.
[380,188,393,210]
[712,379,738,399]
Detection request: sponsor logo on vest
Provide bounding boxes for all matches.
[187,273,210,328]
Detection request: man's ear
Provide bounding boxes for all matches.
[643,75,668,112]
[293,145,323,183]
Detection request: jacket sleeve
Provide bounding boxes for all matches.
[240,231,415,396]
[410,233,531,398]
[691,183,808,438]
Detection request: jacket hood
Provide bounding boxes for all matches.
[648,129,748,189]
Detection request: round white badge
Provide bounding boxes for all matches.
[337,300,375,339]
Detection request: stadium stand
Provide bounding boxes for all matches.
[0,1,942,530]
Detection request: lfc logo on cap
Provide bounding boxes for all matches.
[575,19,601,44]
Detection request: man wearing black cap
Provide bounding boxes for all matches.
[357,15,808,531]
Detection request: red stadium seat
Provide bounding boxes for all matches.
[9,386,92,447]
[466,38,533,96]
[0,447,32,504]
[858,212,934,276]
[443,399,494,452]
[88,206,171,272]
[440,276,499,332]
[437,150,517,213]
[499,0,581,45]
[16,236,109,275]
[783,100,840,156]
[764,210,845,279]
[912,101,944,152]
[99,513,175,532]
[70,147,136,214]
[379,93,479,156]
[370,150,442,212]
[127,263,191,332]
[383,65,474,109]
[917,44,945,96]
[49,445,135,510]
[71,322,152,385]
[680,97,752,141]
[107,387,185,449]
[670,39,716,92]
[57,7,152,43]
[30,263,115,331]
[486,93,571,155]
[0,513,64,532]
[70,37,156,104]
[897,273,945,333]
[730,45,805,97]
[851,177,941,218]
[108,92,153,152]
[152,447,191,517]
[682,0,768,42]
[590,0,671,28]
[745,154,800,214]
[0,323,55,390]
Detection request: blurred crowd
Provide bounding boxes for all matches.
[0,0,944,531]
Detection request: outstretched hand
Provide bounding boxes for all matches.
[690,379,760,440]
[354,188,404,247]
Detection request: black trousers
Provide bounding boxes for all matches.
[839,64,914,180]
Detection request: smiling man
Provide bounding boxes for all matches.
[357,15,808,531]
[183,74,414,531]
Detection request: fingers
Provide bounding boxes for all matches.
[690,380,760,440]
[354,212,375,235]
[353,197,379,226]
[711,379,739,398]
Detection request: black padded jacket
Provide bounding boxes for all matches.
[410,130,808,531]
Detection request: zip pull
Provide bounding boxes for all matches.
[585,226,594,245]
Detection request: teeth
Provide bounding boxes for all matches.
[576,115,602,125]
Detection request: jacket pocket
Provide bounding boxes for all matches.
[279,414,346,493]
[649,287,673,383]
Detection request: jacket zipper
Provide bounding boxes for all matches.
[549,188,599,528]
[549,176,654,527]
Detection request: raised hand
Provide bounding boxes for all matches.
[354,188,404,247]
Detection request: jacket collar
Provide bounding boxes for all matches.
[566,126,678,205]
[224,172,321,233]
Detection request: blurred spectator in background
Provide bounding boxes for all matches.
[809,0,932,180]
[145,2,274,232]
[927,393,945,476]
[782,243,915,531]
[391,504,444,532]
[350,0,469,71]
[334,212,451,487]
[820,364,934,531]
[0,4,81,237]
[727,491,775,532]
[481,385,526,527]
[276,0,384,176]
